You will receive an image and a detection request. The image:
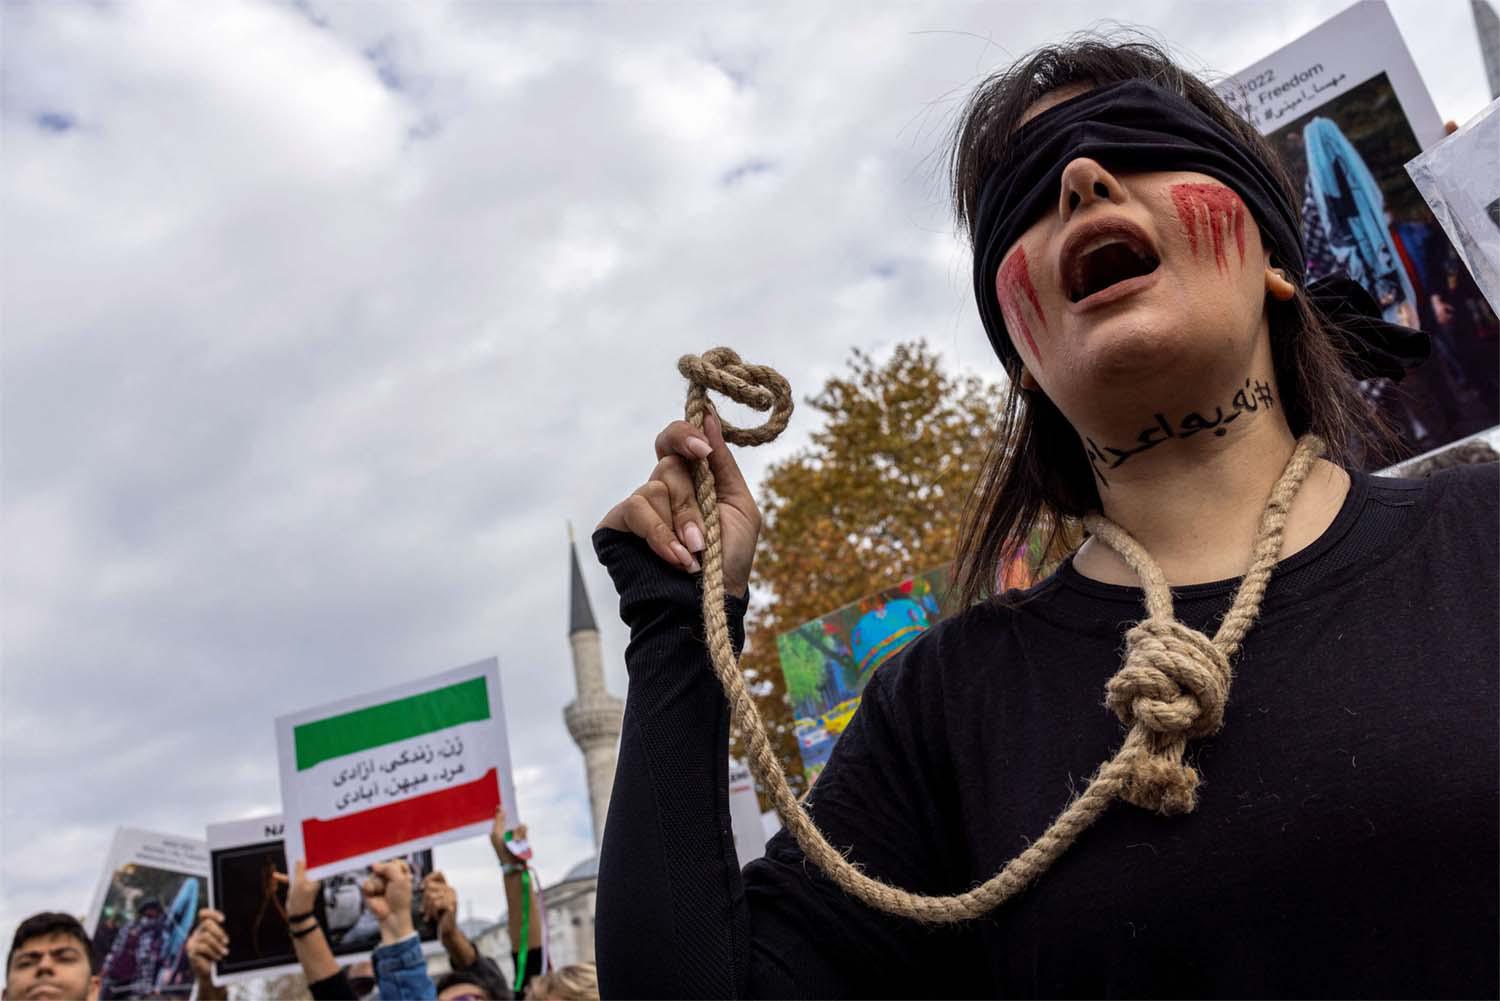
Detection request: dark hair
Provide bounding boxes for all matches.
[946,33,1388,607]
[7,912,96,975]
[435,965,513,1000]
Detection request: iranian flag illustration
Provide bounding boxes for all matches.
[276,660,516,876]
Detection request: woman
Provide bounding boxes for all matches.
[592,38,1497,998]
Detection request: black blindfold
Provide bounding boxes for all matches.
[970,79,1426,382]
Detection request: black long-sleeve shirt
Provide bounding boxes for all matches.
[594,464,1499,999]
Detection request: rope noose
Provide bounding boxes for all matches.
[678,347,1325,923]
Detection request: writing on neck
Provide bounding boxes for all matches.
[1085,377,1275,486]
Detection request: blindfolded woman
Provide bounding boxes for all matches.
[593,37,1497,999]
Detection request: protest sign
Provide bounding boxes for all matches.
[1407,97,1500,315]
[775,538,1047,785]
[1215,1,1445,148]
[205,814,438,985]
[84,827,209,1000]
[773,566,949,785]
[727,759,768,866]
[275,657,518,878]
[1217,0,1500,458]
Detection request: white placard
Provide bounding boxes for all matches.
[84,827,209,1000]
[275,658,518,879]
[1218,0,1499,453]
[727,758,768,866]
[1407,97,1500,314]
[1215,1,1443,147]
[205,814,441,986]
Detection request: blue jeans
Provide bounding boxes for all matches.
[372,934,436,1000]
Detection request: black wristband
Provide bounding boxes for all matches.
[290,921,320,939]
[286,910,316,924]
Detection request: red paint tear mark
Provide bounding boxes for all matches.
[997,247,1044,363]
[1171,183,1246,272]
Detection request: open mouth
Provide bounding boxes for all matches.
[1061,222,1161,304]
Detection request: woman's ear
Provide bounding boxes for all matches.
[1265,266,1296,302]
[1019,366,1041,391]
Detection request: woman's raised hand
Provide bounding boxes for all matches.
[598,408,760,598]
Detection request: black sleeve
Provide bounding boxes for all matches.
[308,969,357,1001]
[592,529,978,999]
[509,948,542,998]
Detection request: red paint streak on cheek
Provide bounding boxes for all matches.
[997,247,1045,363]
[1170,183,1247,272]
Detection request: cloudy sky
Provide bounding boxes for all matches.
[2,0,1492,936]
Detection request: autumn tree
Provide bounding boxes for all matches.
[732,340,1005,802]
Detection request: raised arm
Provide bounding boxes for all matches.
[490,809,543,968]
[272,861,354,1000]
[364,860,436,1001]
[592,411,975,997]
[184,908,229,1001]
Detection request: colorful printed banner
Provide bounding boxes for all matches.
[1217,0,1499,458]
[776,538,1047,785]
[205,815,439,986]
[777,566,952,786]
[84,828,209,1000]
[276,658,518,878]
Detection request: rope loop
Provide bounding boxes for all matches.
[678,348,793,446]
[1107,617,1231,740]
[673,345,1325,924]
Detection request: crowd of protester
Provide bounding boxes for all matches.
[4,809,598,1001]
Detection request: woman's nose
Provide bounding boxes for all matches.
[1058,157,1127,222]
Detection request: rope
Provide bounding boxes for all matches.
[678,346,1325,924]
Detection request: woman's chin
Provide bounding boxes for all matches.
[1075,316,1217,381]
[1054,313,1250,415]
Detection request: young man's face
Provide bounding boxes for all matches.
[3,931,99,1001]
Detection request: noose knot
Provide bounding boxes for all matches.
[1104,617,1232,815]
[678,347,793,446]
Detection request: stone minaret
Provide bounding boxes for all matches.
[563,526,624,854]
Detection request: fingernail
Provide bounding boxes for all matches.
[686,436,713,458]
[671,541,701,573]
[683,523,705,552]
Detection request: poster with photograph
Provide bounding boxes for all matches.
[275,658,518,878]
[84,828,209,1000]
[1407,97,1500,315]
[1216,0,1500,459]
[773,565,947,786]
[205,815,439,986]
[775,538,1047,785]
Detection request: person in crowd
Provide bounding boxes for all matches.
[5,912,99,1001]
[434,967,507,1001]
[182,908,228,1001]
[98,898,168,999]
[422,871,511,999]
[523,963,598,1001]
[360,859,435,1001]
[345,959,376,1000]
[183,862,402,1001]
[266,860,358,1000]
[88,909,119,975]
[491,808,542,998]
[592,33,1496,999]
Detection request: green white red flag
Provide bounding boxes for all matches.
[275,658,517,877]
